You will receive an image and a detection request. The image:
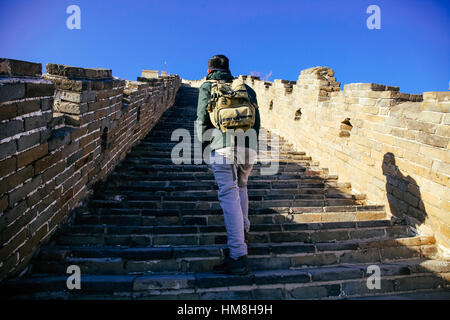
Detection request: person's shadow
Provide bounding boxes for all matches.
[382,152,426,233]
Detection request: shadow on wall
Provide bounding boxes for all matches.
[382,152,427,233]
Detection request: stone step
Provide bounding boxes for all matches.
[104,180,352,192]
[52,223,414,247]
[4,259,448,299]
[64,219,405,237]
[75,209,386,226]
[39,234,433,265]
[114,163,320,173]
[127,150,310,160]
[113,165,322,175]
[92,191,363,203]
[35,236,435,275]
[88,198,362,211]
[96,188,360,198]
[106,173,339,183]
[133,143,305,154]
[85,205,384,217]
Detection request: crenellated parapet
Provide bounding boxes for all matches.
[198,66,448,257]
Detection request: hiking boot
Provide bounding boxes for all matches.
[213,255,249,275]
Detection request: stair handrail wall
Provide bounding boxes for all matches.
[0,58,181,281]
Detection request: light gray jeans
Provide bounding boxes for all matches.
[209,148,254,259]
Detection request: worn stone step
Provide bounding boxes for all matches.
[104,180,351,192]
[92,191,361,202]
[75,209,387,226]
[38,235,435,265]
[114,163,320,174]
[88,198,361,211]
[116,172,331,181]
[84,204,385,218]
[5,259,448,300]
[35,237,436,275]
[95,188,361,201]
[108,172,338,185]
[53,223,414,248]
[133,143,306,155]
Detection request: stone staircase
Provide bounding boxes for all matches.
[2,85,449,300]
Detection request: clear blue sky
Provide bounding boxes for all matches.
[0,0,449,94]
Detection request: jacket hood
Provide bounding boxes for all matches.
[206,70,234,81]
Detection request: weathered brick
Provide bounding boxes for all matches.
[0,156,16,177]
[17,132,40,152]
[34,151,62,174]
[0,165,34,195]
[8,175,42,206]
[0,58,42,77]
[54,100,88,114]
[415,132,448,148]
[27,180,55,208]
[0,194,8,212]
[25,82,54,98]
[24,112,52,131]
[40,97,53,111]
[0,140,17,161]
[0,200,27,227]
[289,284,340,299]
[17,143,48,168]
[42,160,65,183]
[0,83,26,103]
[16,99,41,116]
[0,120,23,140]
[0,101,18,121]
[0,228,27,261]
[59,90,96,103]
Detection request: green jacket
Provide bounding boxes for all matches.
[195,70,260,152]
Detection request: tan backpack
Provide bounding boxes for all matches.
[206,79,258,133]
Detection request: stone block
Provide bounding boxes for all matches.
[17,132,40,151]
[59,91,96,103]
[16,99,41,115]
[415,132,448,148]
[0,58,42,77]
[0,140,17,161]
[8,175,42,206]
[35,151,62,174]
[54,100,88,114]
[24,112,52,131]
[0,165,33,195]
[25,82,54,98]
[289,284,340,299]
[0,101,18,121]
[0,156,16,177]
[141,70,159,79]
[17,143,48,168]
[0,82,25,103]
[46,63,112,79]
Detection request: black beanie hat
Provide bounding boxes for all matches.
[208,55,229,71]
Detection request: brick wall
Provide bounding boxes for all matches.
[233,67,449,257]
[0,58,181,281]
